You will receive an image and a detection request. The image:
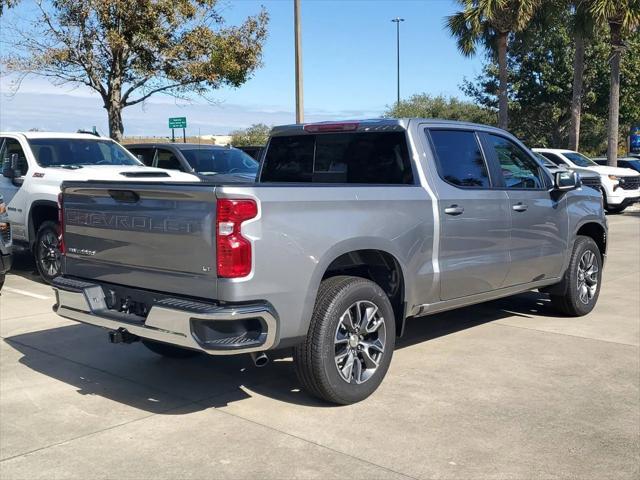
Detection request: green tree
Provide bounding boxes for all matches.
[230,123,271,146]
[0,0,19,15]
[463,16,640,155]
[384,93,496,125]
[446,0,540,130]
[567,1,596,151]
[3,0,268,141]
[589,0,640,165]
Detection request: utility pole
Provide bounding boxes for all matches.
[294,0,304,123]
[391,17,404,107]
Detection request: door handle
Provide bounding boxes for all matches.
[512,203,528,212]
[444,205,464,216]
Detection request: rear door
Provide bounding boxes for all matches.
[425,128,511,301]
[483,134,568,285]
[62,182,219,299]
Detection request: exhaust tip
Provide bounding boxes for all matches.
[250,352,269,367]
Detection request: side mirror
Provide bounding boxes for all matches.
[3,154,22,180]
[554,170,580,191]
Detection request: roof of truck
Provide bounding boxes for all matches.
[270,118,508,136]
[1,131,109,140]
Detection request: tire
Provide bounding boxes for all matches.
[34,220,62,284]
[0,273,4,291]
[142,339,201,359]
[549,236,602,316]
[605,204,626,214]
[293,276,396,405]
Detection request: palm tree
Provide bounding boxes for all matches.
[568,1,595,151]
[447,0,540,130]
[590,0,640,166]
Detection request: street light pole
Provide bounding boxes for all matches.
[391,17,404,107]
[294,0,304,123]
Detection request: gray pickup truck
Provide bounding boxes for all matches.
[52,119,607,404]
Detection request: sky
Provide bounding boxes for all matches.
[0,0,485,136]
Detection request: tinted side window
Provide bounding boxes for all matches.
[1,138,29,176]
[428,130,490,188]
[488,135,545,189]
[156,148,182,170]
[540,152,569,167]
[127,147,154,166]
[261,132,413,184]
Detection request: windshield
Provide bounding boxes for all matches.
[563,151,598,167]
[181,148,258,175]
[28,138,142,167]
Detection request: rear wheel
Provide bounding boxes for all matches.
[550,236,602,316]
[34,220,61,283]
[294,276,395,405]
[142,340,201,359]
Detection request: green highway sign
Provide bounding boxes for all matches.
[168,117,187,129]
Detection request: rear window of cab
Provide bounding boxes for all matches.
[260,132,414,184]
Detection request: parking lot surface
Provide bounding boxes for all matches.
[1,210,638,480]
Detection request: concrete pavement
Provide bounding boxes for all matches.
[1,211,638,479]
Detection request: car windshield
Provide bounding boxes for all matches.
[180,148,259,175]
[563,151,598,167]
[28,138,141,167]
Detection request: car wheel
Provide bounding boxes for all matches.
[0,273,4,291]
[142,339,201,358]
[293,276,395,405]
[34,220,62,284]
[550,236,602,316]
[605,204,626,214]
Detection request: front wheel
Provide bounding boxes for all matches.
[294,276,395,405]
[550,236,602,316]
[34,220,62,284]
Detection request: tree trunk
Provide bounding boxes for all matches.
[105,94,124,142]
[568,31,585,151]
[606,21,622,167]
[497,31,509,130]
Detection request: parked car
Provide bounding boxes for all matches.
[126,143,259,181]
[592,157,640,174]
[236,145,264,161]
[534,152,602,192]
[0,194,12,290]
[0,132,199,283]
[53,119,606,404]
[534,148,640,213]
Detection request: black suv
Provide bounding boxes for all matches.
[125,143,259,181]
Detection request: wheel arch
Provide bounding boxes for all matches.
[303,239,410,338]
[28,200,58,248]
[575,221,607,259]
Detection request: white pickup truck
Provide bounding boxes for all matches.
[0,132,198,282]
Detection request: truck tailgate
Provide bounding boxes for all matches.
[62,182,218,299]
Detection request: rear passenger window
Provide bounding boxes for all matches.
[127,147,154,166]
[261,132,413,184]
[428,130,490,188]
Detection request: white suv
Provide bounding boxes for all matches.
[533,148,640,213]
[0,132,199,282]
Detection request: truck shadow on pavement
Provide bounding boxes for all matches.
[6,247,46,285]
[4,290,561,411]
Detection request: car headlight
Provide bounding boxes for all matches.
[0,202,6,214]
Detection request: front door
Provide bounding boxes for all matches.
[425,128,511,301]
[0,137,30,240]
[483,134,568,285]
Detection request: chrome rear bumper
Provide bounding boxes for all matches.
[52,277,278,355]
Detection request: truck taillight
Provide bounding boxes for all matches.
[57,192,65,254]
[216,199,258,278]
